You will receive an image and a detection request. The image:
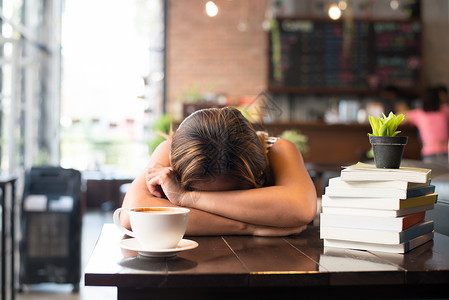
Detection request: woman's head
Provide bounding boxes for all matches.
[170,107,268,191]
[422,87,440,112]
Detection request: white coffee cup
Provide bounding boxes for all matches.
[113,207,190,250]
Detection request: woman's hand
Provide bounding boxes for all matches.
[145,166,186,204]
[145,165,196,207]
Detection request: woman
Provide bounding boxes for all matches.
[122,107,317,236]
[404,87,449,162]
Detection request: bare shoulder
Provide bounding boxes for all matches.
[269,138,301,157]
[267,138,309,186]
[155,140,171,152]
[268,138,304,170]
[147,140,171,167]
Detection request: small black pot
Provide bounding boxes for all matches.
[369,135,408,169]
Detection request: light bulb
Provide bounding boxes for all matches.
[390,0,400,10]
[328,5,342,20]
[205,1,218,17]
[338,1,347,10]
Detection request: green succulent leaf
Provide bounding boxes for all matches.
[379,124,388,136]
[368,111,405,137]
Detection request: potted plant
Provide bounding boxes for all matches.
[368,112,407,169]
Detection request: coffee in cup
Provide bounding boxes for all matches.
[113,207,190,249]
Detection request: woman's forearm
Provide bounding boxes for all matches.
[121,174,255,235]
[182,139,317,228]
[187,184,316,228]
[123,187,306,236]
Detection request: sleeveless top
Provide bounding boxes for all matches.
[257,131,279,153]
[266,136,280,152]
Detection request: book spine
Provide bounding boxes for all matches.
[323,231,434,253]
[320,220,434,244]
[340,171,429,183]
[325,186,406,198]
[325,185,435,199]
[328,177,409,189]
[321,204,434,217]
[401,221,434,243]
[320,211,425,231]
[406,185,435,198]
[322,194,437,210]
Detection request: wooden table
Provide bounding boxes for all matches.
[85,224,449,300]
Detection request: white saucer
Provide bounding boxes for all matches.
[120,238,198,258]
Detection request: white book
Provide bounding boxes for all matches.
[325,185,435,199]
[321,204,434,217]
[320,220,434,244]
[325,186,407,198]
[321,193,437,210]
[325,177,434,198]
[320,211,425,231]
[323,231,434,253]
[327,176,430,190]
[341,162,431,183]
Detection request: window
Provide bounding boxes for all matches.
[60,0,165,175]
[0,0,61,173]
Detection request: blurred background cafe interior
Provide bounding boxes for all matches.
[1,0,449,298]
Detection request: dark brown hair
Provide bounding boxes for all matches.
[422,87,440,112]
[170,107,269,189]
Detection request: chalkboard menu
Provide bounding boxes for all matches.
[269,18,421,94]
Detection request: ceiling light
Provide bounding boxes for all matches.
[390,0,400,10]
[205,1,218,17]
[328,5,342,20]
[338,1,347,10]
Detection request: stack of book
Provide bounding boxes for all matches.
[320,162,436,253]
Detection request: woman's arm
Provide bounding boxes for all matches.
[122,140,308,236]
[174,138,317,228]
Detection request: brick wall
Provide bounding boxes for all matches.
[166,1,449,119]
[166,0,268,118]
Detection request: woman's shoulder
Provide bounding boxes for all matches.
[255,131,299,155]
[404,108,423,120]
[155,140,171,152]
[266,138,306,181]
[147,140,171,167]
[268,138,300,157]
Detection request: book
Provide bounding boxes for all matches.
[341,162,431,183]
[321,193,438,210]
[320,211,426,231]
[325,177,435,199]
[327,176,431,190]
[321,204,435,217]
[323,231,434,254]
[325,183,435,199]
[320,220,434,244]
